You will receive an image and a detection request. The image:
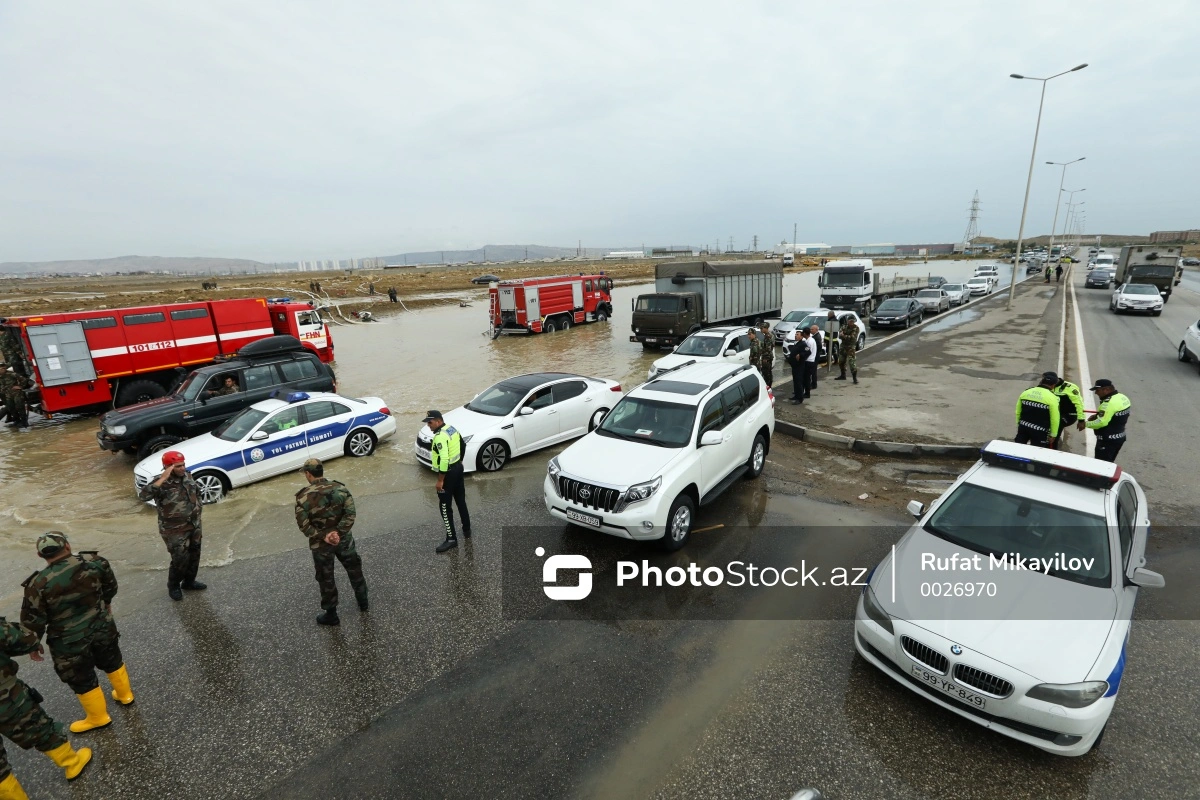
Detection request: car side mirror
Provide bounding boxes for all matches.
[519,406,535,416]
[725,348,737,357]
[906,500,925,518]
[1129,567,1165,588]
[250,431,269,441]
[700,429,723,447]
[672,346,679,352]
[199,396,207,405]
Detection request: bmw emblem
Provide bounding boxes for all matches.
[578,486,592,501]
[950,644,963,656]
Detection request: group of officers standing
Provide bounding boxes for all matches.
[1015,371,1132,461]
[744,312,863,403]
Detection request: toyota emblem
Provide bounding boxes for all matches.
[950,644,963,656]
[578,487,592,501]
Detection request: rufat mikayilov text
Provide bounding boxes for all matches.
[921,552,1097,574]
[616,560,871,588]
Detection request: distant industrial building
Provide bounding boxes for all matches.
[1149,229,1200,243]
[850,243,896,256]
[895,243,957,257]
[603,250,646,259]
[776,242,831,255]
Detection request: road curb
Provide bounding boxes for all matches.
[774,418,981,460]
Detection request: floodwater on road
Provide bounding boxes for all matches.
[0,258,1002,609]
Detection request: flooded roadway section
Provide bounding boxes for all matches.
[0,259,1010,609]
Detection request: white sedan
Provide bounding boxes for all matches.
[855,440,1163,757]
[966,277,993,296]
[915,288,951,314]
[941,283,969,306]
[415,372,623,473]
[648,326,751,380]
[133,391,396,503]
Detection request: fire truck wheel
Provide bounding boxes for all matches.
[345,429,377,457]
[596,310,608,323]
[542,320,556,333]
[115,379,166,408]
[192,471,228,504]
[138,434,184,461]
[559,316,571,331]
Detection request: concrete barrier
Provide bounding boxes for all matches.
[774,418,981,461]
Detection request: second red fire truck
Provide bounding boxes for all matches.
[1,297,334,416]
[488,273,614,336]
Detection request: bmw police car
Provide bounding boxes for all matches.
[855,440,1163,756]
[133,392,395,503]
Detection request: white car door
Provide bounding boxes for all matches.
[696,392,738,498]
[1187,319,1200,355]
[550,379,592,440]
[512,385,561,454]
[299,398,356,460]
[724,332,751,365]
[243,405,308,481]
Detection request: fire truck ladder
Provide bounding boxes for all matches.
[487,292,502,339]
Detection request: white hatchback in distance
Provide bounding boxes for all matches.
[941,283,969,306]
[648,326,751,380]
[415,372,622,472]
[855,440,1163,757]
[545,361,774,550]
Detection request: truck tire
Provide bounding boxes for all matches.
[115,379,166,408]
[596,309,608,323]
[137,434,184,461]
[559,316,571,331]
[543,320,557,333]
[658,494,695,551]
[641,342,658,351]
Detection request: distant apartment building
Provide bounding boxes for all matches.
[1149,229,1200,243]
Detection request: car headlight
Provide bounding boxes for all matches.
[548,456,561,480]
[635,327,640,333]
[109,424,127,435]
[1026,681,1108,708]
[861,586,894,634]
[623,476,661,504]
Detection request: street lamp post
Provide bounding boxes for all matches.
[1007,63,1088,310]
[1045,158,1085,263]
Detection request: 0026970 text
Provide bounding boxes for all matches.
[920,582,997,598]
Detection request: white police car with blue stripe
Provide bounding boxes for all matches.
[133,392,396,503]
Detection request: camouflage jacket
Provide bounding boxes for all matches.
[0,618,41,694]
[838,319,860,353]
[749,336,772,368]
[295,479,356,550]
[0,370,30,395]
[21,552,117,652]
[139,471,202,533]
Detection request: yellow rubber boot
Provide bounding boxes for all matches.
[0,773,30,800]
[69,687,112,733]
[43,742,93,780]
[107,664,135,705]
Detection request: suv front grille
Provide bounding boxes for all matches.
[954,664,1014,698]
[901,635,948,674]
[558,477,620,514]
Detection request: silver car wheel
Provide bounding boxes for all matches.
[669,505,691,542]
[348,431,374,456]
[194,473,225,504]
[480,441,507,471]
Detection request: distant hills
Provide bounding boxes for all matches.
[975,234,1150,247]
[0,255,276,277]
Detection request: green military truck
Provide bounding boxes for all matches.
[629,260,783,349]
[1115,245,1182,302]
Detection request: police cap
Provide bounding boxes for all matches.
[422,410,443,423]
[36,531,69,557]
[1090,379,1114,390]
[1041,371,1059,384]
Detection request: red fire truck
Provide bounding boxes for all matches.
[488,274,614,336]
[1,297,334,415]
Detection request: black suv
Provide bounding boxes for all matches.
[97,336,336,459]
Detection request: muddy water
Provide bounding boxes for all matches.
[0,259,997,608]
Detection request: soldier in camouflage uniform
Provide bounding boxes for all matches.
[138,450,206,601]
[1,616,93,795]
[0,366,31,429]
[295,458,368,626]
[756,321,775,387]
[0,328,25,376]
[21,533,134,737]
[835,315,860,384]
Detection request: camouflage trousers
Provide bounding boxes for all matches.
[839,347,857,374]
[49,621,124,695]
[0,681,67,780]
[756,363,773,387]
[162,526,202,588]
[2,389,26,426]
[312,534,367,611]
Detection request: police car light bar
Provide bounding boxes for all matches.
[287,392,310,403]
[979,440,1121,490]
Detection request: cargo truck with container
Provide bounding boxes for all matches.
[0,297,333,418]
[488,274,614,337]
[817,259,931,314]
[1115,245,1183,302]
[629,260,783,349]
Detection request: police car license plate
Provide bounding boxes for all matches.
[910,665,987,709]
[566,509,602,528]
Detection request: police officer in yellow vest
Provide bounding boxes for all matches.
[424,410,473,553]
[1085,379,1132,463]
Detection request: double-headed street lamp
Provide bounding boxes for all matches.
[1046,159,1085,262]
[1007,63,1088,309]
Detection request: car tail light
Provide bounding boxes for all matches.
[380,407,391,415]
[610,384,622,392]
[767,387,775,406]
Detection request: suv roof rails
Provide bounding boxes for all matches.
[647,359,698,381]
[709,363,752,390]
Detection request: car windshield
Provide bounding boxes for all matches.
[782,309,814,322]
[967,278,986,285]
[876,300,908,312]
[1123,284,1159,295]
[916,290,941,297]
[675,335,726,357]
[596,396,696,448]
[823,271,864,287]
[213,408,269,441]
[176,372,207,401]
[635,295,682,313]
[942,284,963,291]
[465,381,531,416]
[923,483,1111,588]
[796,313,836,330]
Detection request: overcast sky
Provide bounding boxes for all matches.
[1,1,1196,263]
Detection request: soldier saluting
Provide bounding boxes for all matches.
[139,450,207,601]
[296,458,368,626]
[21,532,135,736]
[1,616,94,795]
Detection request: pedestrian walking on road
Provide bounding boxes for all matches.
[21,533,134,736]
[425,410,472,553]
[296,458,368,626]
[783,330,805,404]
[1014,373,1061,447]
[0,616,93,794]
[1086,379,1131,463]
[1055,264,1064,283]
[835,315,860,384]
[138,451,205,601]
[756,321,775,388]
[1044,264,1052,283]
[808,324,824,391]
[1051,374,1085,450]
